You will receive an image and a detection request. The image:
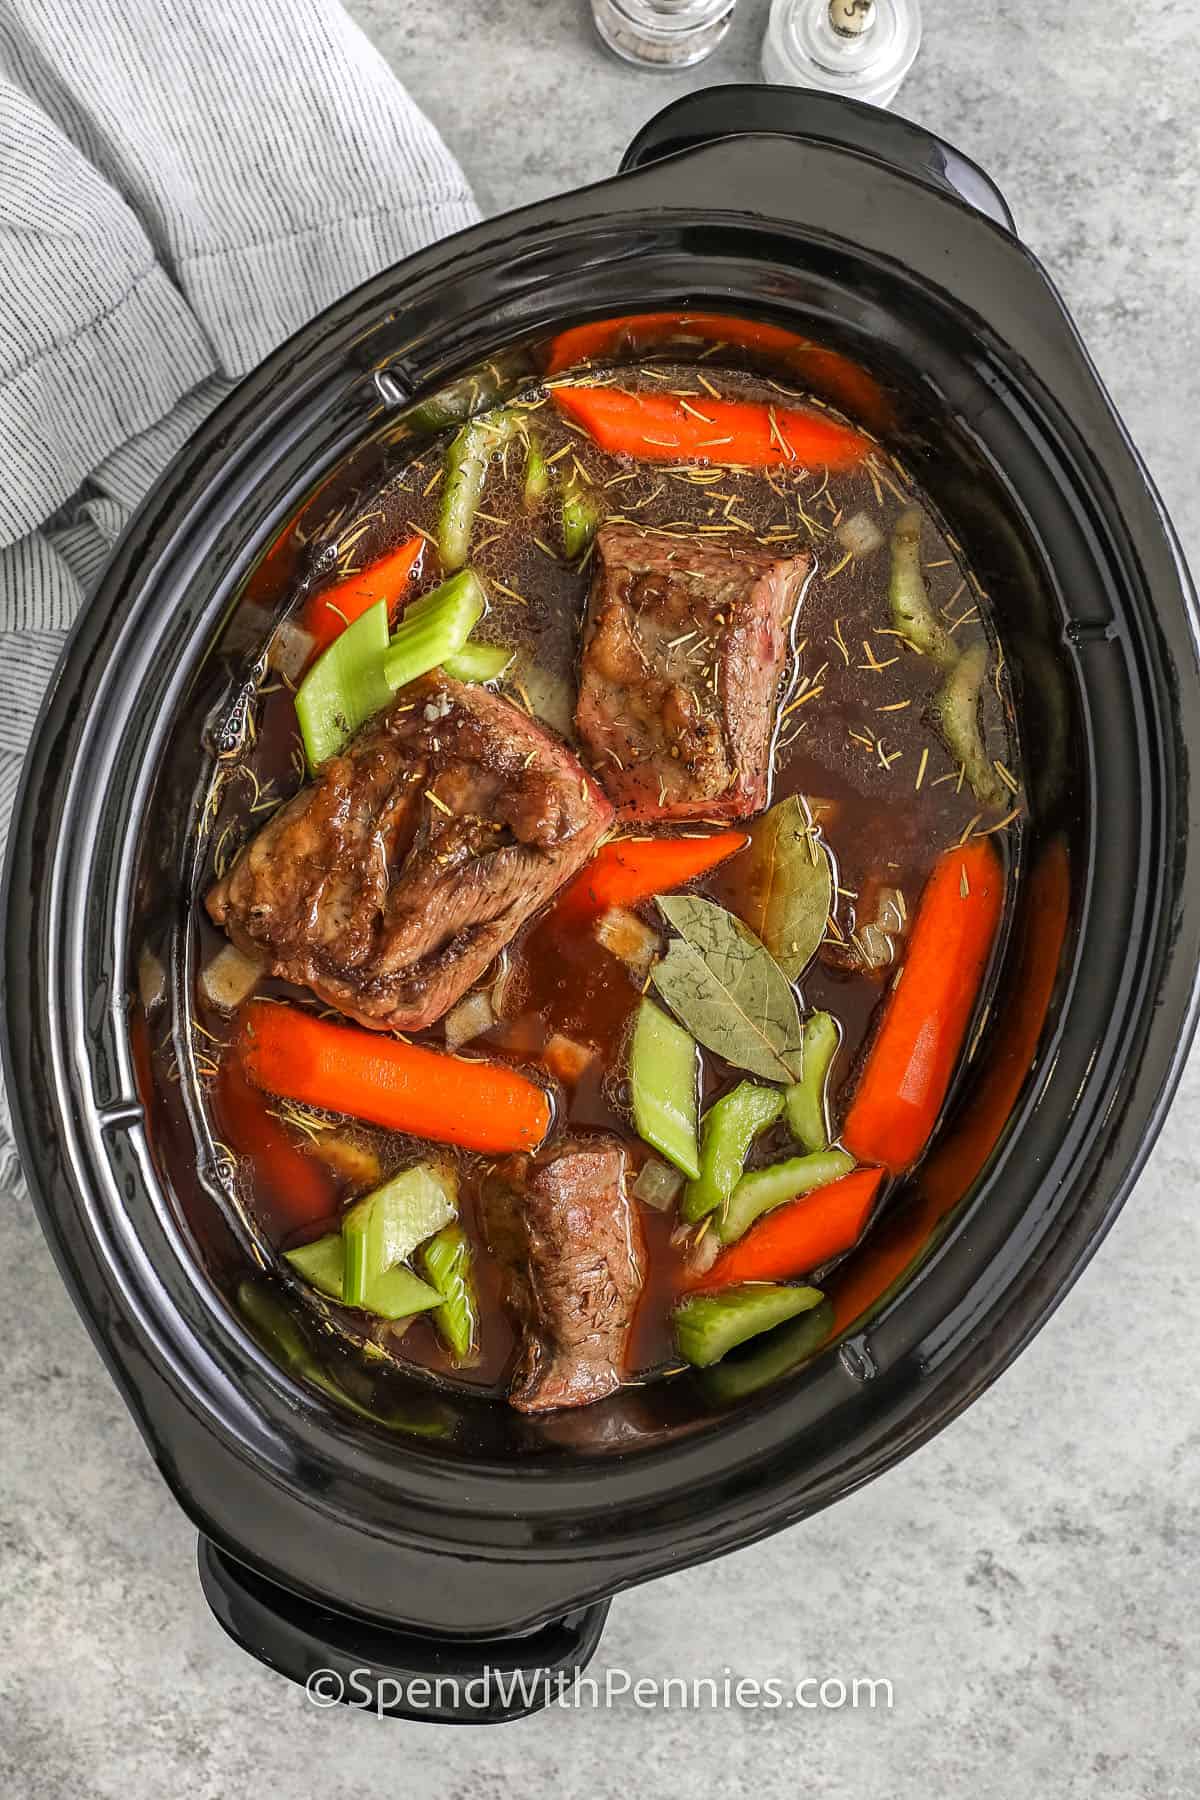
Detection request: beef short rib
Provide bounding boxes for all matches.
[484,1138,645,1412]
[576,523,812,822]
[207,672,614,1032]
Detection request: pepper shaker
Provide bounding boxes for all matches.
[592,0,738,70]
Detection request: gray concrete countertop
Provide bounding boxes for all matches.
[3,2,1198,1794]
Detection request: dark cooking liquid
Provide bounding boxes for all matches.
[194,361,1018,1395]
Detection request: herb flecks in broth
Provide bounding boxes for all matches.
[187,351,1020,1411]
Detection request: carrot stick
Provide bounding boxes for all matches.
[551,385,868,469]
[545,312,805,375]
[842,839,1005,1174]
[238,1000,551,1155]
[214,1057,337,1235]
[918,838,1069,1212]
[697,1167,883,1289]
[302,533,426,657]
[554,830,749,920]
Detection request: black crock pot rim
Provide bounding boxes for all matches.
[5,126,1199,1636]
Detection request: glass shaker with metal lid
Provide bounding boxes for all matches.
[762,0,923,108]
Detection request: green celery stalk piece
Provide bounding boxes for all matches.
[383,568,486,691]
[283,1234,441,1322]
[239,1278,317,1367]
[673,1283,826,1368]
[718,1147,855,1245]
[342,1162,458,1308]
[701,1297,835,1401]
[439,412,520,570]
[889,506,957,669]
[562,484,604,559]
[419,1223,478,1361]
[784,1012,841,1152]
[683,1082,784,1223]
[523,437,549,510]
[934,640,1007,808]
[294,598,391,770]
[442,641,514,684]
[284,1233,345,1299]
[629,998,701,1181]
[359,1265,442,1322]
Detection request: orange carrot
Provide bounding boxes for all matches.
[302,533,426,657]
[238,1000,551,1154]
[842,839,1005,1174]
[554,830,749,921]
[698,1167,883,1289]
[545,312,806,375]
[214,1057,337,1235]
[919,838,1069,1212]
[551,385,868,469]
[546,314,891,433]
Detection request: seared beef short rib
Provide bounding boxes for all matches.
[207,672,614,1032]
[484,1139,645,1412]
[576,523,812,822]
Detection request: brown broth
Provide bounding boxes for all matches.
[190,360,1019,1399]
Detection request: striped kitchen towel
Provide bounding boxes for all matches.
[0,0,478,1187]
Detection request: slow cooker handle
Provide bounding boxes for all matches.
[619,85,1016,233]
[198,1537,611,1723]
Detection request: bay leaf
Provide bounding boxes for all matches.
[652,895,805,1083]
[736,796,832,980]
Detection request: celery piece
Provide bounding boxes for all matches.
[419,1223,478,1361]
[673,1283,825,1368]
[359,1266,442,1322]
[562,484,604,560]
[284,1233,345,1299]
[523,437,549,510]
[342,1162,458,1308]
[683,1082,784,1223]
[784,1012,841,1153]
[629,998,701,1181]
[934,640,1007,808]
[889,506,957,669]
[442,641,514,684]
[439,411,520,570]
[718,1147,855,1245]
[383,568,485,692]
[294,598,391,769]
[284,1233,442,1322]
[701,1297,835,1401]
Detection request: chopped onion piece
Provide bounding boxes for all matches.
[269,616,315,680]
[595,906,661,978]
[633,1158,685,1211]
[138,947,166,1013]
[444,989,496,1050]
[836,509,884,559]
[200,942,265,1013]
[542,1032,596,1086]
[875,886,906,937]
[685,1225,720,1276]
[310,1135,383,1189]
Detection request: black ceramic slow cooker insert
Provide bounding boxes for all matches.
[5,90,1198,1723]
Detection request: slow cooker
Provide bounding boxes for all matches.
[5,88,1198,1722]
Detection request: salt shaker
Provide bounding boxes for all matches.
[592,0,738,71]
[762,0,922,108]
